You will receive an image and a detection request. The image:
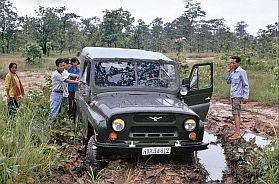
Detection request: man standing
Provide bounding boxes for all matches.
[48,58,80,126]
[226,56,249,139]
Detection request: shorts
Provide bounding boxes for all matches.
[231,97,242,115]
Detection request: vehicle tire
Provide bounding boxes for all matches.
[86,136,102,170]
[73,102,79,124]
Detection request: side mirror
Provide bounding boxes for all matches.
[182,78,190,89]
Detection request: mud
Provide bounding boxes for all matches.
[1,71,277,183]
[42,98,278,184]
[0,71,50,97]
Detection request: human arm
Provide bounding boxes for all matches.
[4,74,11,101]
[241,70,249,101]
[225,64,231,84]
[69,73,78,78]
[65,79,81,84]
[225,72,231,84]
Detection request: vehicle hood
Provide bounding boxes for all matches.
[92,92,198,118]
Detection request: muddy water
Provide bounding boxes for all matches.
[198,132,227,181]
[242,132,272,147]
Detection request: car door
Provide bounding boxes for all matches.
[75,59,92,122]
[181,63,213,121]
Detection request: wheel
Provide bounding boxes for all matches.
[73,102,79,124]
[86,136,103,170]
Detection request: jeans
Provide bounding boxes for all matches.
[48,92,63,126]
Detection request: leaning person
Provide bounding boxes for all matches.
[61,58,78,112]
[225,56,249,139]
[48,58,80,126]
[67,57,80,116]
[4,62,25,117]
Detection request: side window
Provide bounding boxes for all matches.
[191,65,211,89]
[81,60,91,85]
[86,62,91,84]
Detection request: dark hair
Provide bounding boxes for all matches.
[231,56,241,63]
[55,58,64,66]
[8,62,17,71]
[70,57,80,65]
[64,58,70,64]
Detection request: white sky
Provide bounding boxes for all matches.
[11,0,278,35]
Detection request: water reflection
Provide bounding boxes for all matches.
[198,132,227,181]
[243,132,271,148]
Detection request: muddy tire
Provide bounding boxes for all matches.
[73,102,79,124]
[86,136,102,170]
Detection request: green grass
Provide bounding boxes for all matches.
[245,137,279,183]
[0,80,83,183]
[0,88,57,183]
[211,57,279,105]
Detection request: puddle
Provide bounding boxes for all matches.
[243,132,271,147]
[198,132,227,181]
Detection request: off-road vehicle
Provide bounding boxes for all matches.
[74,47,213,166]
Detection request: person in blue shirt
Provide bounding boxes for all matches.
[68,57,80,117]
[226,56,249,139]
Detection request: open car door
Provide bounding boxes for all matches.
[181,63,213,121]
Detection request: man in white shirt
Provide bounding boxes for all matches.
[48,58,80,126]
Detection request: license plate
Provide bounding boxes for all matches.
[142,147,171,155]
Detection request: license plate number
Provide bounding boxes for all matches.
[142,147,171,155]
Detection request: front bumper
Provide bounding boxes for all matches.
[94,142,209,154]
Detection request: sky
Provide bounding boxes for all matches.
[10,0,278,35]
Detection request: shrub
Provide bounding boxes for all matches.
[22,43,43,65]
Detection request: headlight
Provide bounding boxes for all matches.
[112,118,125,132]
[184,119,196,131]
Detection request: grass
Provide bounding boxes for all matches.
[0,87,57,183]
[209,56,279,105]
[0,52,77,79]
[245,137,279,183]
[0,79,83,183]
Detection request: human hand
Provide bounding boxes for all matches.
[226,63,231,72]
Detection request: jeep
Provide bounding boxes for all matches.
[74,47,213,166]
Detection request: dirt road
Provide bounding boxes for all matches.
[45,98,278,184]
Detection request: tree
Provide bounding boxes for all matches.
[100,8,134,47]
[80,16,101,48]
[55,7,79,54]
[133,19,150,49]
[150,17,165,52]
[22,42,43,64]
[183,0,206,52]
[34,6,60,54]
[234,21,250,55]
[0,0,19,53]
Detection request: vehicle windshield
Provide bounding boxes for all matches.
[94,61,178,90]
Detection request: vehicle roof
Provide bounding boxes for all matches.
[81,47,173,62]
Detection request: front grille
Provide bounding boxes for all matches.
[129,126,178,138]
[133,114,176,123]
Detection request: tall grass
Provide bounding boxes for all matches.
[0,86,58,183]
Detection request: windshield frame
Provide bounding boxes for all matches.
[90,58,180,95]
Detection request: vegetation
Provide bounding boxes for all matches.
[245,137,279,183]
[0,0,278,182]
[0,80,83,183]
[22,42,43,64]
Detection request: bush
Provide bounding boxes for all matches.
[22,43,43,65]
